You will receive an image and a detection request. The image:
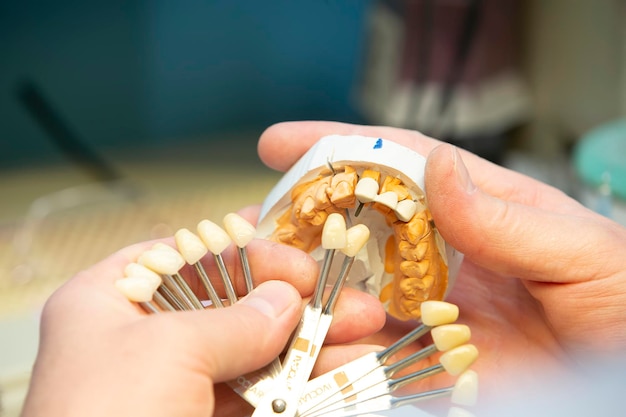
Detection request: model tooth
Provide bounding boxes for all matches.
[431,324,471,351]
[341,224,370,257]
[395,199,418,222]
[115,276,156,302]
[321,213,347,250]
[124,262,162,290]
[374,191,398,210]
[354,177,379,203]
[223,213,256,248]
[138,248,185,275]
[197,219,232,254]
[439,344,479,376]
[447,406,476,417]
[451,370,479,406]
[420,301,459,326]
[174,228,208,265]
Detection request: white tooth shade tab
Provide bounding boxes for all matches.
[439,344,479,376]
[420,301,460,326]
[395,199,418,222]
[451,370,479,406]
[138,249,185,275]
[354,177,379,203]
[321,213,347,250]
[223,213,256,248]
[341,224,370,257]
[431,324,472,351]
[174,228,208,265]
[197,219,232,254]
[115,276,157,302]
[374,191,398,210]
[124,262,162,290]
[152,243,179,254]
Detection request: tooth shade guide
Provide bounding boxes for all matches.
[223,212,256,248]
[323,225,370,315]
[321,213,347,250]
[420,301,459,326]
[115,276,161,314]
[222,213,256,294]
[124,262,162,290]
[431,324,472,352]
[159,274,196,310]
[341,224,370,257]
[195,218,238,303]
[137,248,185,276]
[450,370,478,406]
[115,276,157,303]
[197,219,232,254]
[297,319,452,416]
[136,244,203,311]
[172,222,227,308]
[439,344,479,376]
[152,242,182,256]
[152,291,176,311]
[303,342,473,417]
[131,256,198,310]
[192,262,225,308]
[174,228,208,265]
[157,284,187,310]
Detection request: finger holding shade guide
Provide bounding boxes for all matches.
[123,262,175,312]
[138,244,203,310]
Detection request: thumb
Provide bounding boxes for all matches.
[424,144,616,283]
[189,280,302,382]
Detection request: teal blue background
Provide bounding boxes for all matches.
[0,1,371,167]
[574,119,626,200]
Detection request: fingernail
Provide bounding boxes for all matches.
[453,147,476,194]
[238,281,296,319]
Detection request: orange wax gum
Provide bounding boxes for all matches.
[390,210,448,320]
[384,235,396,274]
[380,176,411,201]
[361,169,381,183]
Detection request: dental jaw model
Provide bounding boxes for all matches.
[256,135,463,321]
[114,135,477,416]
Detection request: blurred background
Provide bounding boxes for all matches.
[1,1,625,415]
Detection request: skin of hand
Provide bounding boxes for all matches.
[257,121,626,403]
[20,236,387,417]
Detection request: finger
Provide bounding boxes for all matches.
[258,121,584,214]
[206,238,319,297]
[98,237,320,300]
[214,384,254,416]
[312,344,384,378]
[236,204,262,225]
[425,144,626,283]
[323,287,386,344]
[174,280,302,382]
[258,121,440,172]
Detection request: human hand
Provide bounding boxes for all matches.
[258,121,626,401]
[20,232,387,417]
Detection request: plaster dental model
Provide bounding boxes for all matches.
[257,135,463,320]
